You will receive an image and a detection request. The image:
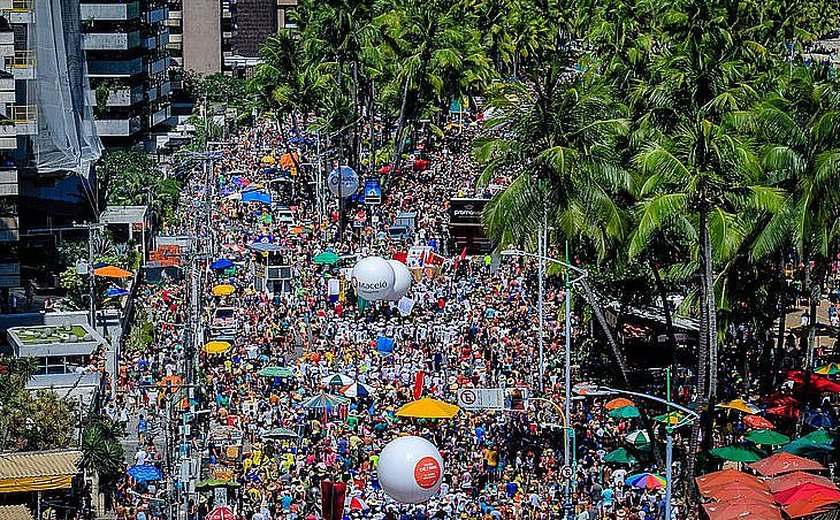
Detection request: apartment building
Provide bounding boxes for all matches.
[81,0,172,150]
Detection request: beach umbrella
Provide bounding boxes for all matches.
[257,366,295,378]
[212,284,235,296]
[313,250,341,265]
[708,445,765,463]
[204,341,232,354]
[605,397,635,410]
[603,447,638,465]
[206,506,235,520]
[775,483,840,506]
[805,411,834,429]
[94,265,133,278]
[609,406,640,419]
[340,382,372,398]
[349,496,369,511]
[105,287,129,297]
[746,429,791,446]
[801,429,836,445]
[653,411,685,425]
[395,397,460,419]
[779,438,834,457]
[748,452,827,476]
[743,414,775,429]
[717,398,762,414]
[625,473,666,490]
[784,495,840,519]
[322,373,353,386]
[767,471,839,494]
[211,258,234,270]
[302,392,350,410]
[127,464,163,481]
[625,430,651,446]
[815,362,840,375]
[262,428,299,440]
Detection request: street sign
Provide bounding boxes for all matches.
[560,465,574,479]
[364,178,381,205]
[457,388,504,410]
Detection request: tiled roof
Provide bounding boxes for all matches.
[0,450,83,479]
[0,505,33,520]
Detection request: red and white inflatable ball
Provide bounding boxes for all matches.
[377,436,444,503]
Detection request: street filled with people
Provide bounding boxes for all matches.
[109,115,839,520]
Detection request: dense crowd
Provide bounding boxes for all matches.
[111,118,698,520]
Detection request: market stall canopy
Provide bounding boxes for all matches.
[608,406,640,419]
[717,398,761,414]
[785,370,840,393]
[774,483,840,506]
[708,445,765,462]
[784,494,840,519]
[127,464,162,481]
[743,414,775,429]
[257,366,295,378]
[703,501,783,520]
[605,397,635,410]
[603,447,639,465]
[706,485,775,504]
[396,397,460,419]
[262,428,299,440]
[204,341,232,354]
[767,471,839,494]
[695,469,767,498]
[801,429,836,444]
[94,265,133,278]
[748,452,827,476]
[779,437,835,457]
[212,284,235,296]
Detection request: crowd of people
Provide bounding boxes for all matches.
[110,117,704,520]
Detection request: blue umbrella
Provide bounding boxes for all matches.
[211,258,233,270]
[105,287,129,297]
[805,411,834,429]
[376,336,395,355]
[127,464,162,481]
[262,167,279,176]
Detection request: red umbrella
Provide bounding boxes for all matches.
[205,506,235,520]
[785,370,840,393]
[696,469,768,498]
[767,471,839,494]
[775,482,840,506]
[784,494,840,518]
[760,392,799,407]
[703,501,783,520]
[709,485,775,503]
[743,414,775,429]
[748,452,827,477]
[765,404,800,419]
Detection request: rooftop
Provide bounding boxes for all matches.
[8,322,106,357]
[0,449,82,481]
[100,205,148,225]
[0,505,33,520]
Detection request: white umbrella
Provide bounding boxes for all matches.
[322,373,353,386]
[340,382,373,398]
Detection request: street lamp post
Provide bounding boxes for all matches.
[576,385,699,520]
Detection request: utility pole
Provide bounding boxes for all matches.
[74,222,105,330]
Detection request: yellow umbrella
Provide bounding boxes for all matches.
[395,397,460,419]
[204,341,232,354]
[94,265,133,278]
[212,284,235,296]
[716,398,761,414]
[262,155,275,164]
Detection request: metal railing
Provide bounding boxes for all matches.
[4,50,34,69]
[8,104,36,124]
[11,0,31,11]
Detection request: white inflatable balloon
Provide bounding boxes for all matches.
[352,256,395,301]
[327,166,360,198]
[384,260,412,301]
[377,436,444,503]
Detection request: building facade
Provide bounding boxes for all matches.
[81,0,172,150]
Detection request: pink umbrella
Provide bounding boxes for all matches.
[349,496,368,510]
[206,506,235,520]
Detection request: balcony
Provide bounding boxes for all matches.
[79,1,140,21]
[8,104,35,135]
[0,215,18,241]
[99,84,144,107]
[146,6,167,23]
[169,8,181,19]
[0,72,14,105]
[88,56,144,77]
[4,51,34,80]
[83,30,141,51]
[0,121,15,148]
[95,115,141,137]
[4,0,32,24]
[147,55,169,76]
[169,33,182,44]
[0,167,16,195]
[150,105,170,127]
[0,261,19,286]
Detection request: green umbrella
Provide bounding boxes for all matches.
[258,366,295,378]
[708,445,765,462]
[609,406,641,419]
[801,429,837,445]
[313,250,340,265]
[779,438,834,457]
[262,428,299,440]
[195,478,241,490]
[625,430,651,446]
[746,429,791,446]
[603,447,638,465]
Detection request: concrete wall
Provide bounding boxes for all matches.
[183,0,221,74]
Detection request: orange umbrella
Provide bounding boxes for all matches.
[703,501,783,520]
[708,485,775,503]
[695,469,767,498]
[775,483,840,506]
[743,414,775,429]
[784,494,840,518]
[767,471,839,494]
[94,265,133,278]
[605,397,635,410]
[748,452,827,477]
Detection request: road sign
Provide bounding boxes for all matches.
[457,388,504,410]
[560,465,574,479]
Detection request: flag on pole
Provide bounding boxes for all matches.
[413,371,425,400]
[453,247,467,270]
